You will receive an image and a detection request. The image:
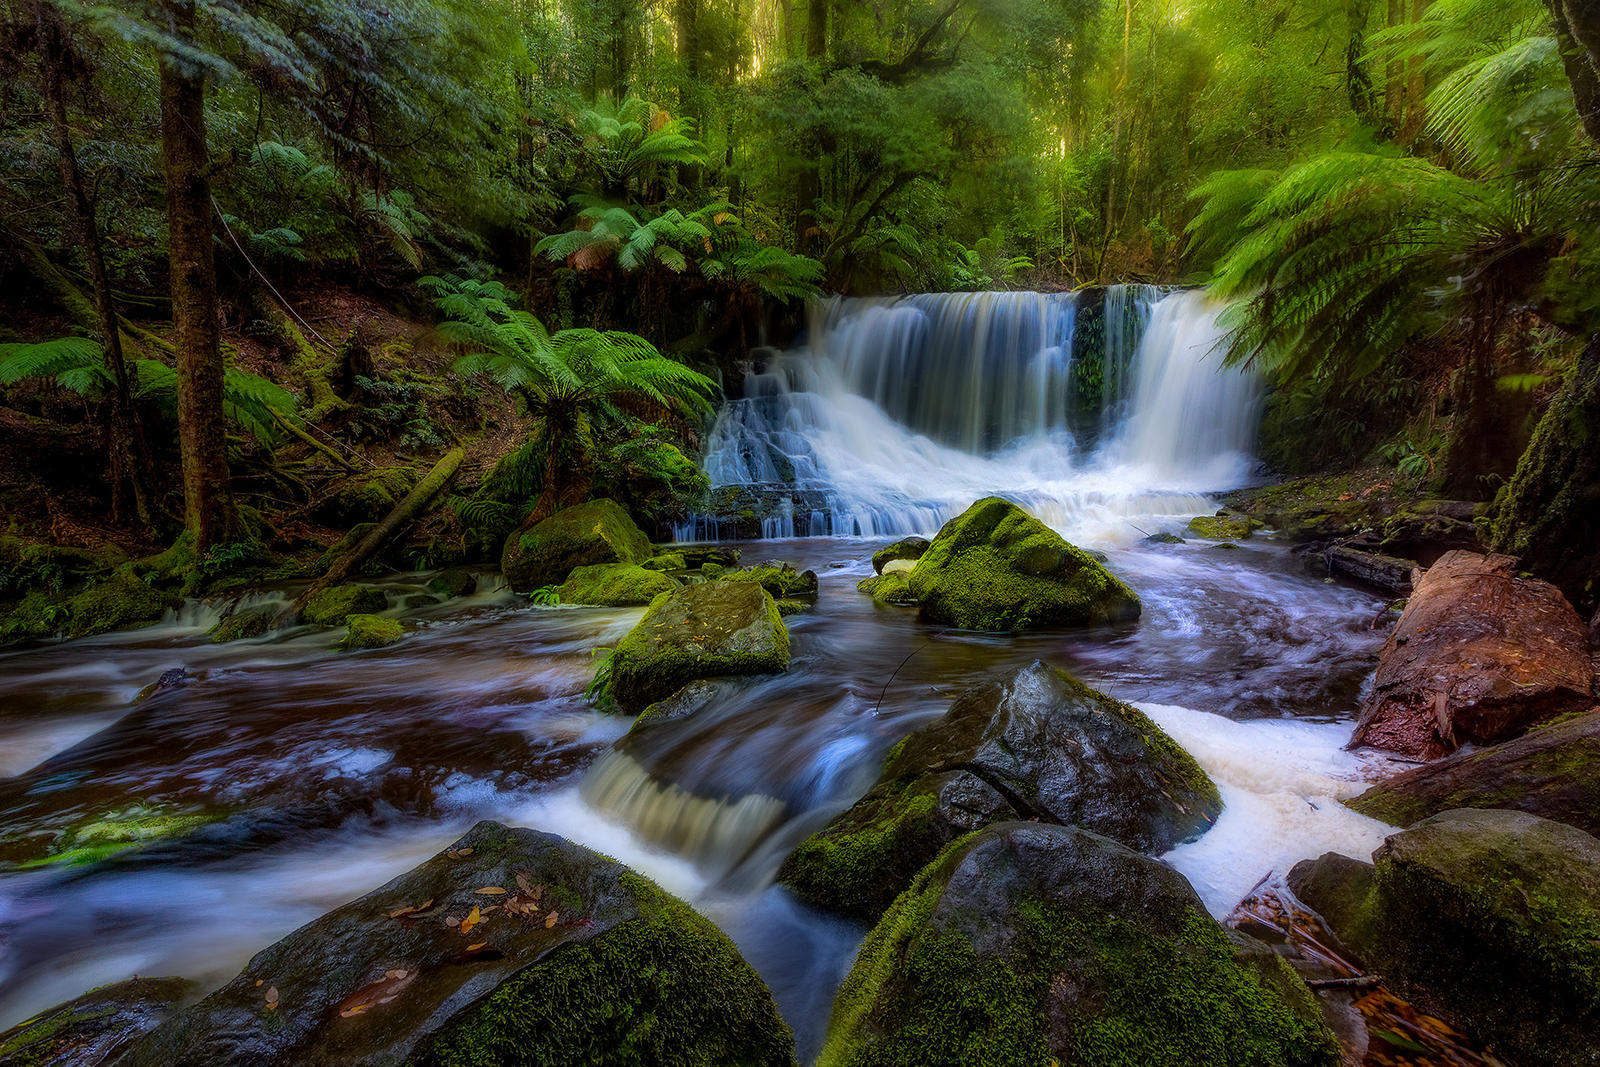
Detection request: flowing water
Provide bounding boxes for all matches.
[0,289,1397,1062]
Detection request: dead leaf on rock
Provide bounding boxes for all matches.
[466,941,487,952]
[544,910,559,928]
[459,905,483,935]
[388,898,435,919]
[335,969,417,1020]
[475,886,506,896]
[445,847,474,859]
[264,986,279,1010]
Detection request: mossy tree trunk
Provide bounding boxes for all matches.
[1491,334,1600,610]
[35,0,156,528]
[159,0,236,556]
[1551,0,1600,141]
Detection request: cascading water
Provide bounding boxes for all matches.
[678,285,1265,543]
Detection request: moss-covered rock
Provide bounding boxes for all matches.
[0,976,194,1067]
[778,661,1220,922]
[632,679,741,728]
[15,803,222,869]
[299,583,388,626]
[857,571,917,604]
[500,498,652,592]
[123,821,794,1067]
[556,563,677,606]
[818,822,1337,1067]
[871,536,930,574]
[426,568,478,599]
[1186,511,1260,540]
[608,582,790,714]
[340,613,406,650]
[1142,531,1186,544]
[317,465,419,526]
[208,608,273,643]
[58,567,179,639]
[1346,709,1600,834]
[1301,809,1600,1067]
[774,598,810,616]
[721,562,819,598]
[1222,472,1398,542]
[905,497,1140,632]
[641,551,688,572]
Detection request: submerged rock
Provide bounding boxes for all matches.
[778,661,1219,921]
[425,567,478,599]
[0,976,194,1066]
[208,608,273,643]
[1289,810,1600,1067]
[300,584,387,626]
[123,821,794,1067]
[818,822,1337,1067]
[556,562,676,606]
[871,536,930,574]
[905,497,1140,632]
[1349,550,1594,759]
[1347,707,1600,836]
[857,571,916,604]
[1186,511,1259,540]
[1141,531,1185,545]
[608,581,790,714]
[500,498,652,592]
[721,561,819,598]
[339,613,406,650]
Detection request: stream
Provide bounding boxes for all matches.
[0,534,1395,1060]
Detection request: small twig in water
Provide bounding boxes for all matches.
[872,634,944,716]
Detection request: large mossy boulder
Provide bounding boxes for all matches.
[818,822,1337,1067]
[556,562,677,606]
[1186,511,1259,540]
[721,562,818,598]
[609,581,790,714]
[0,976,194,1066]
[1349,550,1594,759]
[778,662,1219,922]
[300,583,388,627]
[905,497,1140,632]
[1288,809,1600,1067]
[339,613,406,650]
[124,821,794,1067]
[208,608,273,643]
[500,499,652,592]
[1347,709,1600,835]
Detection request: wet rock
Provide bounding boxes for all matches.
[680,546,740,569]
[123,821,794,1067]
[778,661,1219,922]
[1323,543,1414,595]
[774,598,810,616]
[1285,852,1377,952]
[500,498,652,592]
[1378,499,1484,564]
[425,568,478,599]
[819,822,1337,1067]
[640,550,687,572]
[208,608,273,643]
[609,581,790,714]
[1224,473,1396,541]
[721,561,819,598]
[906,497,1140,632]
[857,571,916,604]
[137,666,191,700]
[10,802,222,869]
[50,567,180,639]
[555,562,677,606]
[300,584,387,627]
[1349,550,1595,759]
[1291,810,1600,1067]
[632,679,741,728]
[1187,511,1259,540]
[0,975,194,1066]
[1142,531,1185,544]
[1346,708,1600,834]
[871,536,930,574]
[339,614,406,650]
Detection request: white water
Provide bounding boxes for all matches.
[682,286,1264,543]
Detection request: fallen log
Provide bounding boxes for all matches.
[276,447,464,625]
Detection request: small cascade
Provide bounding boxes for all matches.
[679,285,1261,544]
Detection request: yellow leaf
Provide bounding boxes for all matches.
[466,941,487,951]
[460,905,483,935]
[544,910,559,928]
[475,886,506,896]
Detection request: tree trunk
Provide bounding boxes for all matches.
[1384,0,1404,134]
[1490,334,1600,612]
[806,0,827,58]
[35,1,155,528]
[1399,0,1430,144]
[1552,0,1600,141]
[159,0,236,556]
[1441,313,1514,499]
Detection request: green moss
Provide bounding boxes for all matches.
[557,563,677,606]
[721,563,818,597]
[340,614,406,650]
[1186,513,1259,540]
[17,804,220,870]
[45,567,180,639]
[208,609,273,644]
[300,584,387,626]
[414,872,793,1067]
[780,787,943,922]
[871,537,929,573]
[774,598,809,616]
[501,499,653,591]
[907,498,1139,632]
[819,835,1334,1067]
[857,572,917,604]
[642,551,688,572]
[701,562,725,578]
[608,583,791,713]
[427,568,478,599]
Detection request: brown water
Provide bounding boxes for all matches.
[0,535,1395,1059]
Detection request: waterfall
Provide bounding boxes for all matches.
[679,286,1262,544]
